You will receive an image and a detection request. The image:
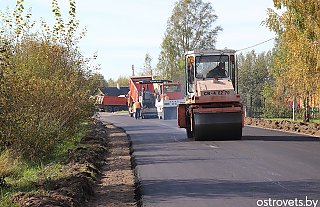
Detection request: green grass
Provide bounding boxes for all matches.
[0,194,20,207]
[114,110,128,114]
[0,121,92,206]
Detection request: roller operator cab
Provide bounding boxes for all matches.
[177,49,244,141]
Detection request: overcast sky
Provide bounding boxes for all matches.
[0,0,277,80]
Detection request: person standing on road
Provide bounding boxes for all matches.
[134,102,141,119]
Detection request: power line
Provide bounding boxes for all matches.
[236,37,276,52]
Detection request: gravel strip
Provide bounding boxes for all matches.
[87,123,137,207]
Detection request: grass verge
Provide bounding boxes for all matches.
[114,110,129,114]
[0,121,93,206]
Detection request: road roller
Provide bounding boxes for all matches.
[177,49,244,141]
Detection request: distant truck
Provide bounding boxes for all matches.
[95,86,129,112]
[127,75,184,120]
[155,82,185,120]
[127,75,158,118]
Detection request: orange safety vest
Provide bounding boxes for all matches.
[135,102,141,109]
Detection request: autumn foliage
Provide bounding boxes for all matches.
[0,0,97,160]
[263,0,320,122]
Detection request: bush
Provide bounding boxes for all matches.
[263,105,292,119]
[0,1,97,161]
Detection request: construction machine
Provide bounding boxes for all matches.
[177,49,244,141]
[128,76,157,118]
[155,82,185,120]
[127,76,173,119]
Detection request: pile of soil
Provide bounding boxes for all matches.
[244,117,320,137]
[11,121,137,207]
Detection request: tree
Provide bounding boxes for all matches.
[156,0,222,83]
[91,72,107,88]
[104,75,129,87]
[237,50,272,117]
[141,51,153,76]
[107,78,115,87]
[263,0,320,122]
[116,75,129,86]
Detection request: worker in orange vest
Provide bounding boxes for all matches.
[134,102,141,119]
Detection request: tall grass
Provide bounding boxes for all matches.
[0,120,91,206]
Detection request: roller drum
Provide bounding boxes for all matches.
[194,112,242,141]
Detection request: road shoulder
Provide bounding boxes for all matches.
[87,122,137,207]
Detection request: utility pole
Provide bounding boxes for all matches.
[132,65,135,76]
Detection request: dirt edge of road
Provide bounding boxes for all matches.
[85,121,141,207]
[128,130,143,207]
[244,117,320,138]
[11,121,141,207]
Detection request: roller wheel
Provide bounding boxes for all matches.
[194,112,243,141]
[186,127,194,138]
[234,127,243,140]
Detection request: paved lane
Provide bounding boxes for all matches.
[98,112,320,207]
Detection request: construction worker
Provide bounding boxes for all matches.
[134,102,141,119]
[206,62,226,78]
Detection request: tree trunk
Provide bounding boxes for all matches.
[293,97,295,121]
[303,97,310,123]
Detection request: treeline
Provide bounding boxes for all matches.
[239,0,320,122]
[102,75,129,87]
[237,51,272,118]
[0,0,97,161]
[263,0,320,122]
[238,43,320,122]
[237,49,297,119]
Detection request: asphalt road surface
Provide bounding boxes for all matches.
[98,112,320,207]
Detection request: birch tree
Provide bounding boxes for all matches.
[263,0,320,122]
[156,0,222,83]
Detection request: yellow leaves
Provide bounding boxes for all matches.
[265,0,320,103]
[0,36,92,161]
[0,0,96,161]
